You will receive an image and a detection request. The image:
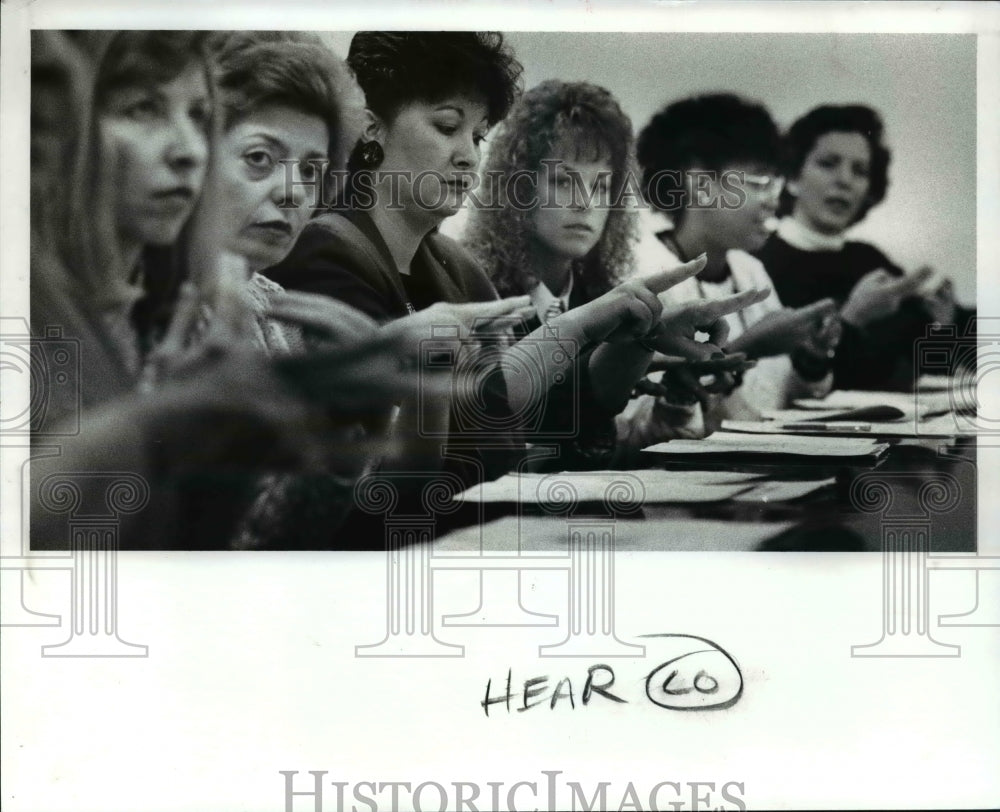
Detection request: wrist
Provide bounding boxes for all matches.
[791,347,833,381]
[840,304,869,330]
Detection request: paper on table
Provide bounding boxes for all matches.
[434,515,798,552]
[724,416,971,438]
[793,388,964,418]
[643,430,890,457]
[723,420,874,435]
[453,469,765,504]
[917,373,959,391]
[732,477,836,503]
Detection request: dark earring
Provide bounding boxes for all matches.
[360,140,384,168]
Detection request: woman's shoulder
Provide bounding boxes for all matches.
[842,239,901,274]
[424,230,499,303]
[267,212,408,321]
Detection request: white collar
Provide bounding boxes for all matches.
[776,216,846,251]
[529,273,574,322]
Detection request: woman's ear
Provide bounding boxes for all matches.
[361,108,384,145]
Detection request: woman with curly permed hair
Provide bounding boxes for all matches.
[266,34,761,500]
[464,79,636,306]
[464,80,766,457]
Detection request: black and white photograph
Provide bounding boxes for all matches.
[2,1,998,810]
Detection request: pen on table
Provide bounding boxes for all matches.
[778,422,872,433]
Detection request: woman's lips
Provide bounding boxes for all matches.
[149,187,195,213]
[247,221,292,244]
[823,196,854,215]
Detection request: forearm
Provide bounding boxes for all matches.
[499,313,594,415]
[587,342,655,413]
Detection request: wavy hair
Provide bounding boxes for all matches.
[210,31,366,188]
[777,104,891,224]
[463,80,637,298]
[346,31,522,127]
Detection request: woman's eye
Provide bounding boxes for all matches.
[435,123,458,136]
[816,157,838,170]
[244,149,274,171]
[300,161,319,182]
[473,132,488,146]
[852,163,870,178]
[123,98,159,121]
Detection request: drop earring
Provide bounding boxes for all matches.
[360,140,384,169]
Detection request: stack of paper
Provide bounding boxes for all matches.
[643,431,889,457]
[454,470,837,505]
[794,388,973,419]
[723,416,972,438]
[434,515,798,552]
[454,470,762,504]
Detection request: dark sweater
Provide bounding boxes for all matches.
[756,234,936,391]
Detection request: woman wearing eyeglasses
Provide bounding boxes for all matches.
[633,93,840,419]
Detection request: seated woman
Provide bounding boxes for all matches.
[28,32,423,550]
[463,79,763,458]
[756,103,973,391]
[266,32,740,502]
[633,93,840,420]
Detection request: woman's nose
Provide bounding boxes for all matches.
[834,163,855,187]
[274,162,313,209]
[164,115,207,174]
[452,134,480,171]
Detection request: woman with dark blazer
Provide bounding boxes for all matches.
[267,32,721,506]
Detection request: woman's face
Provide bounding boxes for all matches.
[219,103,329,273]
[375,93,489,221]
[790,131,872,235]
[99,64,210,253]
[529,148,613,266]
[694,163,781,253]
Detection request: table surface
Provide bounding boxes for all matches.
[437,436,978,553]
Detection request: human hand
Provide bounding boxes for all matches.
[265,289,381,346]
[918,270,956,326]
[731,298,838,359]
[796,310,843,361]
[642,286,771,360]
[392,296,535,345]
[840,266,935,328]
[565,255,708,344]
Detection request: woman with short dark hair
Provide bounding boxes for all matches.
[756,103,970,390]
[633,93,839,420]
[267,32,710,497]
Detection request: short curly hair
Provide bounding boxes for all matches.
[210,32,366,175]
[777,104,891,224]
[463,80,637,298]
[346,32,522,126]
[636,93,781,225]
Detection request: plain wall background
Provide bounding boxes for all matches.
[325,32,977,303]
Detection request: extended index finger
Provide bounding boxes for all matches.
[641,254,708,295]
[889,266,936,297]
[455,295,533,319]
[685,286,771,322]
